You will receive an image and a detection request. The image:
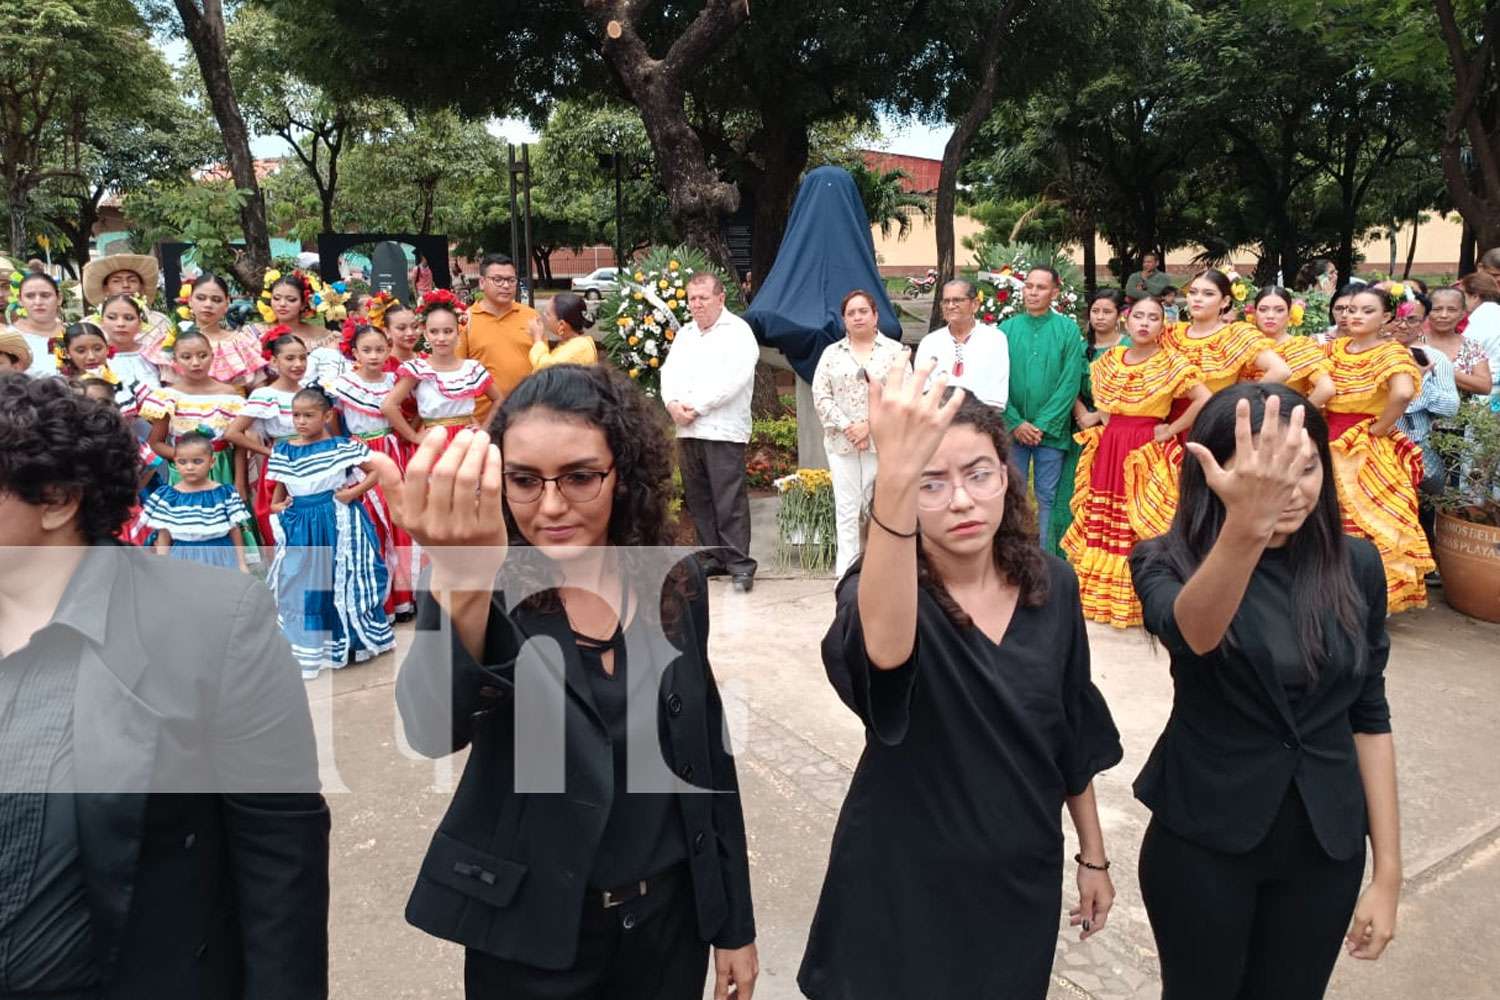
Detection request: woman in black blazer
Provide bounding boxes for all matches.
[371,364,757,1000]
[1129,384,1401,1000]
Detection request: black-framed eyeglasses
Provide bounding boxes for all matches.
[503,468,614,503]
[484,275,518,286]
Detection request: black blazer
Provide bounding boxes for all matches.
[61,545,329,1000]
[1129,537,1392,860]
[396,560,755,971]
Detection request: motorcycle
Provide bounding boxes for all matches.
[903,268,939,298]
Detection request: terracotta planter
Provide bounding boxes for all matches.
[1435,513,1500,623]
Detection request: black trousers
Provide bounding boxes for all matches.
[463,876,708,1000]
[677,437,756,578]
[1139,790,1365,1000]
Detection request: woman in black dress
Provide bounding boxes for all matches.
[371,364,758,1000]
[798,359,1123,1000]
[1129,384,1401,1000]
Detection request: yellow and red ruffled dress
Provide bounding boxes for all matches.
[1325,339,1434,612]
[1161,321,1275,436]
[1062,348,1205,628]
[1273,335,1333,399]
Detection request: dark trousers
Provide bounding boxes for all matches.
[677,437,756,578]
[1139,790,1365,1000]
[463,877,708,1000]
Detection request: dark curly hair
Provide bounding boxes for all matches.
[489,364,692,625]
[0,372,139,543]
[911,393,1050,623]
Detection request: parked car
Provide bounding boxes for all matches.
[570,266,620,300]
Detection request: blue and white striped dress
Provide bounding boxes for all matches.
[266,436,394,678]
[139,483,250,570]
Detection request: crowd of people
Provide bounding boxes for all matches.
[4,240,1481,1000]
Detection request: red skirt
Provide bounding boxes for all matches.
[1061,415,1183,628]
[358,431,420,616]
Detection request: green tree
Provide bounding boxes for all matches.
[850,162,932,241]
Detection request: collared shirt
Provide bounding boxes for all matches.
[0,546,114,995]
[811,335,910,455]
[1124,270,1174,299]
[1001,311,1087,448]
[1398,347,1460,480]
[914,323,1009,411]
[459,297,540,422]
[658,308,759,443]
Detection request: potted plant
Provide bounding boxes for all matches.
[774,469,836,573]
[1430,401,1500,622]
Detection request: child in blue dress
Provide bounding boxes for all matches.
[140,431,252,571]
[267,386,395,679]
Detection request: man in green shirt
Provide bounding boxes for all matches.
[999,267,1085,548]
[1124,252,1173,302]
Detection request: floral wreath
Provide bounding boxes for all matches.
[415,288,468,322]
[6,267,24,320]
[50,323,117,375]
[257,269,322,323]
[259,323,295,361]
[365,290,404,331]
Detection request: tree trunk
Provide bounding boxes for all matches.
[598,0,747,278]
[1434,0,1500,254]
[7,182,26,258]
[928,0,1031,331]
[173,0,271,295]
[747,115,810,283]
[1079,216,1097,295]
[1403,216,1420,279]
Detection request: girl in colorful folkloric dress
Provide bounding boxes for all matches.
[1162,269,1291,438]
[1251,286,1336,407]
[369,293,425,372]
[1063,296,1212,628]
[97,295,162,432]
[267,386,395,679]
[329,323,419,619]
[1325,285,1434,612]
[381,292,502,445]
[247,270,346,386]
[224,328,310,547]
[141,329,249,491]
[142,431,253,571]
[139,274,267,389]
[51,321,150,418]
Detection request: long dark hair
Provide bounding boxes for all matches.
[489,364,691,627]
[1084,288,1125,351]
[907,393,1050,625]
[1133,384,1366,680]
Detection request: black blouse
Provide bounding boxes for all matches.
[1130,535,1392,859]
[799,554,1122,1000]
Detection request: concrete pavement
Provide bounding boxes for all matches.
[316,509,1500,999]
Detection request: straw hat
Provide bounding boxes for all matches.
[82,253,160,306]
[0,329,34,371]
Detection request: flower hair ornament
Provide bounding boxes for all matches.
[338,317,384,359]
[415,288,468,322]
[259,323,295,361]
[256,269,346,324]
[365,290,403,331]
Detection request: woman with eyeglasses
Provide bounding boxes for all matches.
[373,363,758,1000]
[1324,286,1433,612]
[798,361,1122,1000]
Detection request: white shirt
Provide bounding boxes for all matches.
[9,326,59,377]
[659,307,759,443]
[1465,301,1500,389]
[915,322,1009,410]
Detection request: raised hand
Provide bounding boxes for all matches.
[866,356,966,482]
[1184,394,1311,542]
[368,426,508,589]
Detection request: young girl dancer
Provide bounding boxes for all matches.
[1062,296,1212,628]
[381,297,500,444]
[252,271,344,385]
[52,321,147,417]
[224,328,310,546]
[1325,285,1433,612]
[267,386,395,679]
[80,378,166,546]
[142,431,252,571]
[98,294,162,425]
[141,328,249,489]
[6,271,65,376]
[380,298,425,370]
[329,324,418,619]
[1251,287,1335,406]
[1162,270,1290,439]
[141,274,266,388]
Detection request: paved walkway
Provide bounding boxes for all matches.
[314,520,1500,998]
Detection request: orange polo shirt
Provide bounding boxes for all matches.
[459,297,539,423]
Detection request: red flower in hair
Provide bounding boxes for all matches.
[260,323,293,361]
[415,288,468,321]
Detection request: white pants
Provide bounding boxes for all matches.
[827,448,878,578]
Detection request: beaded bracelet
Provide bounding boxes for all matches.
[1074,853,1111,871]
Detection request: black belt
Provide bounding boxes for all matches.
[593,862,688,909]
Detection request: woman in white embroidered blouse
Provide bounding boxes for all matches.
[812,290,912,577]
